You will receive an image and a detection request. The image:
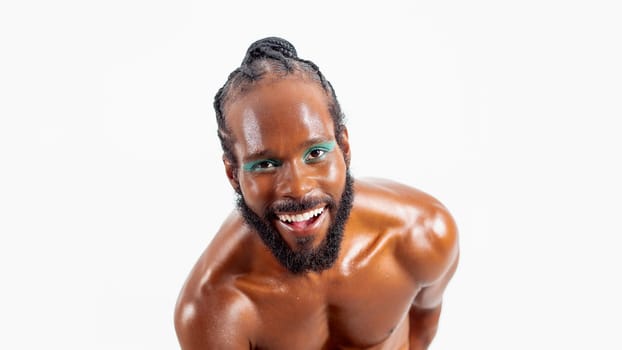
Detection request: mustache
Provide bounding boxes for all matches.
[268,197,335,216]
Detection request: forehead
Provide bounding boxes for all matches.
[225,77,335,157]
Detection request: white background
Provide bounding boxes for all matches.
[1,0,621,349]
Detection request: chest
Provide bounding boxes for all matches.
[251,255,419,350]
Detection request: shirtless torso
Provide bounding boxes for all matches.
[175,179,458,350]
[175,37,458,350]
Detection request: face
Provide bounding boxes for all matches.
[224,76,353,273]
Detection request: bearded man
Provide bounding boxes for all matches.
[174,37,459,350]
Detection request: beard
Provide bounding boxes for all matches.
[236,170,354,274]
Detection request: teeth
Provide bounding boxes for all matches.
[278,207,324,223]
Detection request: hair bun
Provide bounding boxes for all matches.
[242,37,298,65]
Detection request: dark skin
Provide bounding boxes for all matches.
[175,76,459,349]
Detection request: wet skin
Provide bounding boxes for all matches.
[175,76,459,349]
[230,78,348,255]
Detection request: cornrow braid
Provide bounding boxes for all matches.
[213,37,346,170]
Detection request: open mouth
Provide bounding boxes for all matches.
[276,206,325,231]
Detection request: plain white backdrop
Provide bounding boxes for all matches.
[1,0,621,349]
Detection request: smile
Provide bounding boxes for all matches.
[277,207,325,223]
[274,206,328,236]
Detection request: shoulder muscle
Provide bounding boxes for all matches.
[175,284,258,349]
[397,192,459,286]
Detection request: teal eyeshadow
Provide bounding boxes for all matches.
[303,141,336,160]
[242,159,281,172]
[243,141,336,172]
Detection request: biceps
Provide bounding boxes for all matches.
[177,318,251,350]
[413,253,459,309]
[175,299,256,350]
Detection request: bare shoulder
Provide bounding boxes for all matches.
[354,178,459,284]
[174,212,259,349]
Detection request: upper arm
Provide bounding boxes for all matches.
[174,286,258,350]
[413,249,459,309]
[399,201,459,309]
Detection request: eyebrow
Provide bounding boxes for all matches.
[242,137,334,163]
[299,137,335,151]
[242,149,276,163]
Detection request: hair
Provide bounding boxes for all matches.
[213,37,346,169]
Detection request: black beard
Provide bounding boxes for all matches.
[236,171,354,274]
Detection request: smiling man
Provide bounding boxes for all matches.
[174,37,459,350]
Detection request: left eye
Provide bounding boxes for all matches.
[305,148,326,162]
[308,149,324,159]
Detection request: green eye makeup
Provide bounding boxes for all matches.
[243,141,336,172]
[303,141,336,163]
[243,159,282,172]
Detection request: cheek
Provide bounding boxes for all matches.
[239,174,274,211]
[321,154,347,193]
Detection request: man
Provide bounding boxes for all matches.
[175,37,459,350]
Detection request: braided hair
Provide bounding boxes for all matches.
[213,37,346,169]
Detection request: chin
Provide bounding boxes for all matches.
[237,171,354,274]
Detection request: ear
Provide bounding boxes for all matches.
[223,155,241,193]
[338,127,351,166]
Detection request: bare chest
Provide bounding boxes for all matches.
[249,256,418,350]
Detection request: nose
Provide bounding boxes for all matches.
[276,161,314,200]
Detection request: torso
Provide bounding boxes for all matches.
[236,222,419,350]
[182,178,445,349]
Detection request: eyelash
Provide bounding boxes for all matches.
[303,147,330,163]
[244,159,282,172]
[244,142,335,173]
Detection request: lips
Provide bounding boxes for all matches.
[277,207,324,223]
[275,206,327,235]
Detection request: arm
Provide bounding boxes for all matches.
[174,286,258,350]
[400,202,459,349]
[408,304,442,350]
[409,256,458,349]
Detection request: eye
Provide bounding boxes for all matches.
[305,148,326,162]
[243,159,281,172]
[255,161,274,169]
[303,141,336,164]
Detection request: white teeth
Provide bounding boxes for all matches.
[278,207,324,223]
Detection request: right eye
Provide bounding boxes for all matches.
[244,159,282,173]
[254,161,276,170]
